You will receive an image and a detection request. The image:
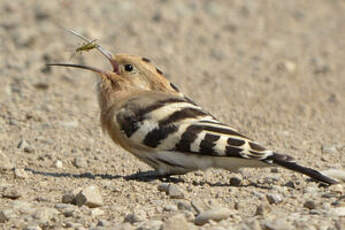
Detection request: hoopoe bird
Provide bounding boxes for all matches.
[48,30,339,185]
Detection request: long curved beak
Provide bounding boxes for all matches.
[46,63,106,75]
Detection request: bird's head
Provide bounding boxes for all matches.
[48,39,182,111]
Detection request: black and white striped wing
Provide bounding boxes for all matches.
[116,92,339,184]
[116,93,273,161]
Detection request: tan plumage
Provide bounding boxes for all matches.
[48,30,339,185]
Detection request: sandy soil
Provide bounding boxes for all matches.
[1,0,345,229]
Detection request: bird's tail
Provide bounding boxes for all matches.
[265,153,339,185]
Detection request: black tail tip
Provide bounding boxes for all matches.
[267,152,338,185]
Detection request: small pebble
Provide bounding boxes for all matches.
[304,200,316,209]
[54,160,63,169]
[234,202,241,210]
[17,139,29,149]
[55,203,75,210]
[329,184,344,193]
[59,120,79,128]
[90,208,104,217]
[229,176,242,186]
[62,192,76,204]
[54,203,76,217]
[65,222,84,228]
[322,169,345,183]
[75,185,103,208]
[97,219,111,227]
[322,192,338,198]
[14,168,29,179]
[322,203,331,211]
[304,186,318,194]
[263,176,279,184]
[157,183,170,192]
[177,200,192,211]
[266,193,283,204]
[158,183,185,199]
[277,60,297,73]
[168,184,185,199]
[124,212,146,224]
[309,209,321,215]
[17,139,34,153]
[2,187,22,199]
[163,204,178,212]
[23,146,34,153]
[195,207,233,225]
[311,58,331,75]
[284,181,295,189]
[61,207,76,217]
[271,168,279,173]
[33,82,49,90]
[73,157,88,168]
[35,196,49,202]
[321,145,338,154]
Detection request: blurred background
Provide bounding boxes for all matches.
[0,0,345,228]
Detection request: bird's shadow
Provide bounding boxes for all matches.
[24,168,279,189]
[24,168,184,183]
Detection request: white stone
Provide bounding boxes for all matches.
[195,208,233,225]
[75,185,103,208]
[73,157,88,168]
[266,193,283,204]
[90,208,105,217]
[321,145,338,154]
[277,60,297,73]
[54,160,63,169]
[14,168,29,179]
[59,120,79,128]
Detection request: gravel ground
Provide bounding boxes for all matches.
[1,0,345,229]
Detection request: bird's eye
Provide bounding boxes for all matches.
[124,64,133,72]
